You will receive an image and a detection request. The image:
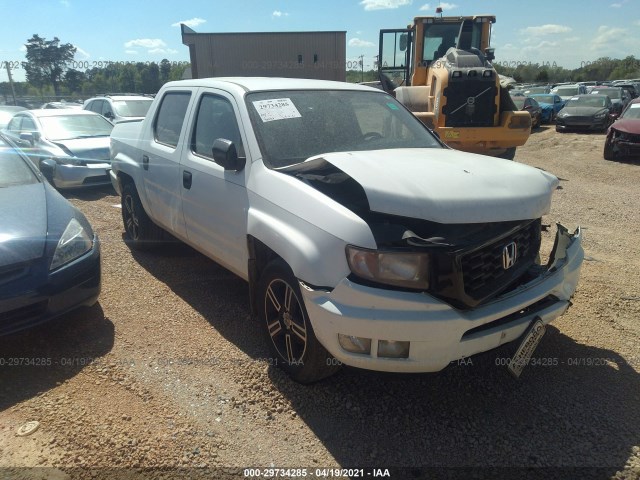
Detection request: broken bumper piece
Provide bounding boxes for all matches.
[300,224,583,373]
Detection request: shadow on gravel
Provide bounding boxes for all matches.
[0,303,114,411]
[128,244,265,356]
[61,184,116,202]
[266,327,639,479]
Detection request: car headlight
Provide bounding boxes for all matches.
[594,112,607,119]
[53,156,85,166]
[346,245,430,290]
[557,112,567,118]
[50,218,93,270]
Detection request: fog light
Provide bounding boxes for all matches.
[338,334,371,355]
[378,340,410,359]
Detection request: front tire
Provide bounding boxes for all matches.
[258,259,340,384]
[603,138,616,161]
[497,147,516,160]
[121,182,164,250]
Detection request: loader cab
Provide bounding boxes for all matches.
[379,15,495,90]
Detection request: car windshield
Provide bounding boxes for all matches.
[554,87,579,96]
[245,90,441,168]
[512,98,526,109]
[112,99,153,117]
[39,114,114,141]
[533,95,554,104]
[566,96,607,108]
[622,104,640,119]
[592,88,621,99]
[0,137,38,187]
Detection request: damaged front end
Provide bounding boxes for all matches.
[282,157,581,311]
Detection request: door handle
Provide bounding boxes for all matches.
[183,170,192,189]
[142,155,149,171]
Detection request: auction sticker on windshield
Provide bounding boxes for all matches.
[508,318,546,378]
[253,98,301,122]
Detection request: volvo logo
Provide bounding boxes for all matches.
[502,242,518,270]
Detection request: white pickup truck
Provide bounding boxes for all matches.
[109,77,583,383]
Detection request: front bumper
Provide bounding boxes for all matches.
[609,135,640,157]
[301,225,583,373]
[52,162,112,189]
[556,116,609,131]
[0,235,101,336]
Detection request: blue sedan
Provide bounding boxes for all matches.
[529,94,565,123]
[0,134,101,335]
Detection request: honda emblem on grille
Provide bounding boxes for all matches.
[502,242,518,269]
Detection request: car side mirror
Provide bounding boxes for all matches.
[20,131,40,146]
[104,111,114,120]
[212,138,245,171]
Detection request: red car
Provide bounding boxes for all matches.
[604,98,640,160]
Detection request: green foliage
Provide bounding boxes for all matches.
[346,69,378,83]
[22,35,76,96]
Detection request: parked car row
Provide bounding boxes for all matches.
[0,94,154,190]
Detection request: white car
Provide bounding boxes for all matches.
[109,78,583,383]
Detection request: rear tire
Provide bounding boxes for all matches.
[258,259,340,384]
[121,182,164,250]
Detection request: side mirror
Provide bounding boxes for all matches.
[212,138,245,171]
[484,48,495,62]
[20,131,40,146]
[399,33,408,52]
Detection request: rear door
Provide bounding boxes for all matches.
[140,89,194,238]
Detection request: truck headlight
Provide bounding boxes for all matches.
[50,218,93,270]
[346,246,429,290]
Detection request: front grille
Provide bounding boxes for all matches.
[1,300,48,323]
[83,174,109,184]
[460,220,541,301]
[564,116,594,125]
[442,78,497,127]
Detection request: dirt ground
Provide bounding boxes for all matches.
[1,125,639,480]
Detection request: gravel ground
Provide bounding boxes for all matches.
[0,125,639,480]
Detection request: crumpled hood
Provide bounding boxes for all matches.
[52,137,110,161]
[304,149,559,224]
[612,118,640,135]
[0,183,47,267]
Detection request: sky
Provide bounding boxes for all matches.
[0,0,638,82]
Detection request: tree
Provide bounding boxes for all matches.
[22,35,76,96]
[535,69,549,83]
[64,69,85,94]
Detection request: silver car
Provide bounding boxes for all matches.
[1,109,113,189]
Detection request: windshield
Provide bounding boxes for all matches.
[421,21,483,63]
[591,88,621,99]
[566,96,607,108]
[39,114,114,141]
[533,95,554,104]
[622,104,640,119]
[0,137,38,187]
[246,90,441,168]
[112,99,153,117]
[553,87,579,96]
